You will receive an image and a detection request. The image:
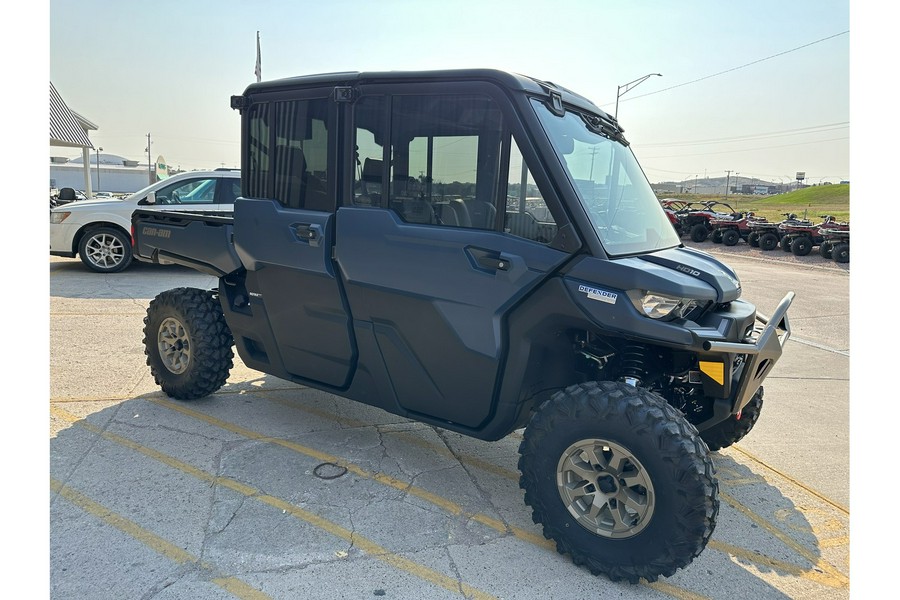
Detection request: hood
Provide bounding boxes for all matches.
[51,197,129,211]
[637,246,741,303]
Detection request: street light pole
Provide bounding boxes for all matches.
[615,73,662,120]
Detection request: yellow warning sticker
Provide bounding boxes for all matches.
[699,361,725,385]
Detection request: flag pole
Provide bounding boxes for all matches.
[254,31,261,83]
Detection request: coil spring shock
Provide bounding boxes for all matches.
[620,343,647,387]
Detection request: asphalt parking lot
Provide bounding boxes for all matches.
[49,246,850,600]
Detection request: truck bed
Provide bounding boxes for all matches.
[132,209,243,277]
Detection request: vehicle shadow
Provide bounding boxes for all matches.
[49,378,848,599]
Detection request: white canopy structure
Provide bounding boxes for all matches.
[49,82,98,197]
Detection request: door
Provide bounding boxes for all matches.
[233,92,356,388]
[336,89,574,428]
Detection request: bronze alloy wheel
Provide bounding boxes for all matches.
[157,316,192,375]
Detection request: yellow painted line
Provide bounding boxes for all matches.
[51,406,496,600]
[819,536,850,549]
[719,489,848,588]
[267,395,847,582]
[731,445,849,515]
[50,478,271,600]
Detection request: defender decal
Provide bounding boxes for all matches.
[578,284,618,304]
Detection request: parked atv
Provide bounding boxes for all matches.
[819,226,850,263]
[682,201,742,242]
[750,213,809,252]
[660,200,702,238]
[710,212,767,246]
[779,215,848,257]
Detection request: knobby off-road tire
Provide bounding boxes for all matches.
[690,223,709,243]
[832,243,849,263]
[699,387,764,451]
[791,236,813,256]
[712,230,723,243]
[780,236,793,252]
[143,287,234,400]
[759,233,779,251]
[748,232,760,247]
[819,241,833,258]
[518,381,718,584]
[722,229,741,246]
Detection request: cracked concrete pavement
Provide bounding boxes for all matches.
[48,251,851,599]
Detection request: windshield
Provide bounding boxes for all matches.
[531,99,680,256]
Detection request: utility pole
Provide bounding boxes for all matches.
[146,133,153,185]
[724,170,732,200]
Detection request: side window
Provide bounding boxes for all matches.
[247,103,270,199]
[154,178,218,205]
[352,96,386,207]
[246,97,332,211]
[272,98,331,211]
[388,94,503,230]
[504,139,559,244]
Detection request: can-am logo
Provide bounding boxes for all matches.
[578,285,618,304]
[676,264,701,277]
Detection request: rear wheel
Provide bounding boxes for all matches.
[712,230,723,243]
[780,236,792,252]
[791,236,813,256]
[722,229,741,246]
[518,381,718,583]
[759,233,779,251]
[819,241,833,258]
[78,226,133,273]
[690,223,709,243]
[143,287,234,400]
[699,387,764,451]
[832,243,849,263]
[748,232,760,247]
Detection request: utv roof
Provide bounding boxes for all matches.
[239,68,607,119]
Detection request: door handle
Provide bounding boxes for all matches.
[476,255,510,271]
[291,223,323,246]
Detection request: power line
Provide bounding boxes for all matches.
[639,135,849,160]
[638,122,849,148]
[611,30,849,105]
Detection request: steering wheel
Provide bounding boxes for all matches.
[171,191,181,204]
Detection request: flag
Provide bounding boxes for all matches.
[254,31,261,83]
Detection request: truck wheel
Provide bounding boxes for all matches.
[518,381,718,583]
[690,224,709,243]
[143,288,234,400]
[722,229,741,246]
[759,233,779,251]
[832,243,849,263]
[699,387,764,451]
[78,226,133,273]
[748,232,760,247]
[780,237,792,252]
[790,236,812,256]
[819,242,833,258]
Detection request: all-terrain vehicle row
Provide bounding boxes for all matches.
[132,69,793,584]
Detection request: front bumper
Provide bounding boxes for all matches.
[49,221,80,256]
[698,292,794,416]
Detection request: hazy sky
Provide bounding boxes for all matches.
[46,0,849,184]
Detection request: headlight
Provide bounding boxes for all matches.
[635,292,701,320]
[50,211,71,224]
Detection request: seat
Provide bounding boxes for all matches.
[58,187,76,202]
[465,200,497,229]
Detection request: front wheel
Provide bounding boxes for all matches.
[759,233,779,251]
[143,287,234,400]
[780,236,793,252]
[690,223,709,242]
[791,236,813,256]
[819,241,833,258]
[518,381,718,583]
[722,229,741,246]
[832,243,849,263]
[699,387,764,451]
[78,226,133,273]
[748,232,760,247]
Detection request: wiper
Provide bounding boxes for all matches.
[580,113,629,146]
